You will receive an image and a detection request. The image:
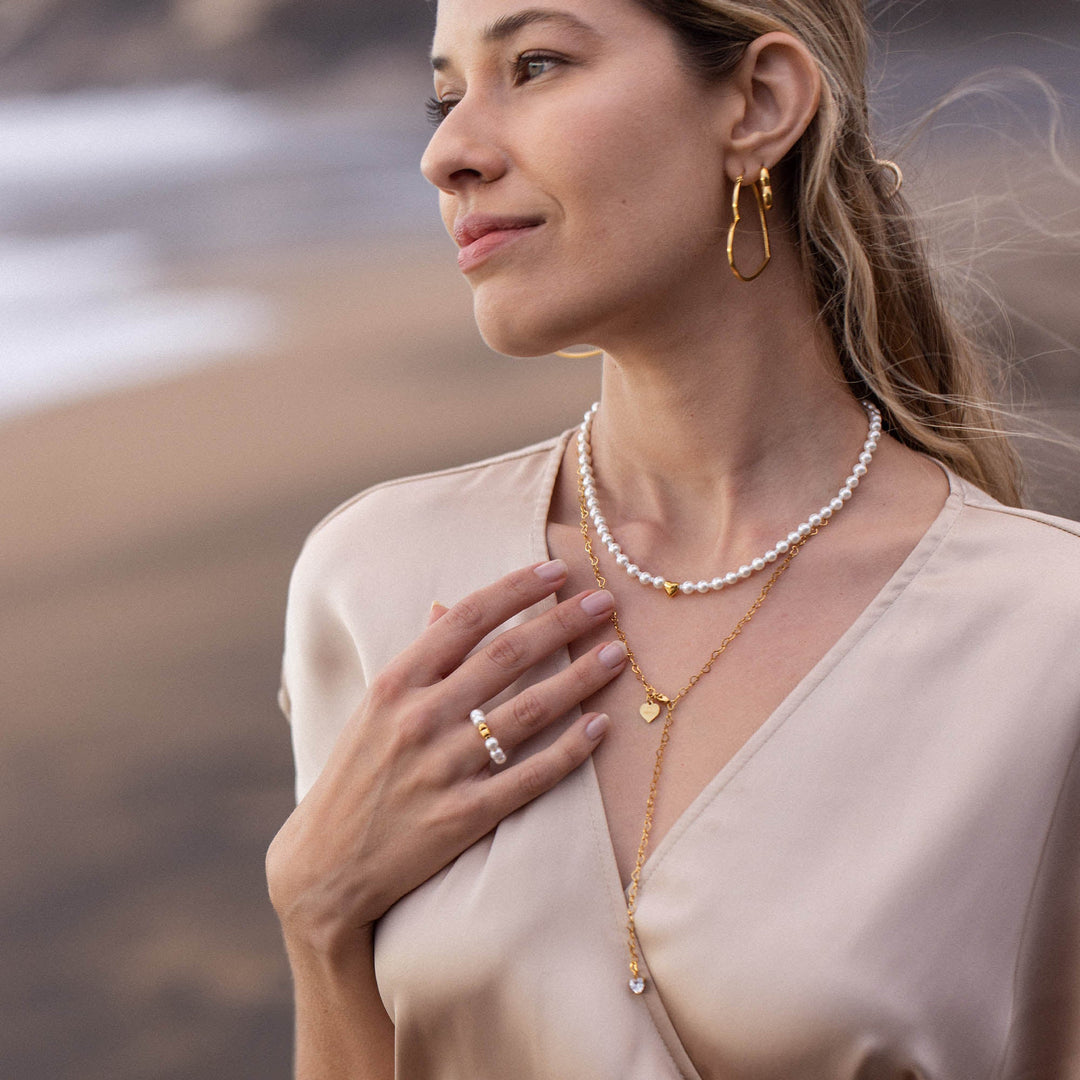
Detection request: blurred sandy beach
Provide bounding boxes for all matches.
[2,5,1079,1079]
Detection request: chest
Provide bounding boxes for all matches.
[546,519,906,887]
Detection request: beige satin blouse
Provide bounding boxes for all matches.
[281,429,1080,1080]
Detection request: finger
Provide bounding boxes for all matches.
[438,587,618,713]
[427,601,450,628]
[480,712,611,819]
[481,639,628,751]
[386,560,569,687]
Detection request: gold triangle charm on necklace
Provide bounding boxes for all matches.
[663,581,680,597]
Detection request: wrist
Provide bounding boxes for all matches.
[283,915,377,978]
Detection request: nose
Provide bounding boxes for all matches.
[420,96,508,194]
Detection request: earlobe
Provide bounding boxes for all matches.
[723,31,822,181]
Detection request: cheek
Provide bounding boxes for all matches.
[542,93,725,250]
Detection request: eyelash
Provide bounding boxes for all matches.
[425,52,564,127]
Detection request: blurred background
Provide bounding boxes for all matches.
[1,2,1077,1077]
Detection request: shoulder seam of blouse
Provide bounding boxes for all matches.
[949,477,1080,542]
[302,433,565,546]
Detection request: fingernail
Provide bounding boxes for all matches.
[598,640,628,668]
[585,713,610,739]
[579,589,614,616]
[534,559,568,582]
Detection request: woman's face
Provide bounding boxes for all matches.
[421,0,740,356]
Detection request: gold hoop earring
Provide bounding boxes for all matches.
[555,347,604,359]
[876,158,903,199]
[727,166,772,283]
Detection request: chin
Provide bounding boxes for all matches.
[471,285,597,359]
[471,297,559,358]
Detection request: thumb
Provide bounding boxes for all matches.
[426,601,450,628]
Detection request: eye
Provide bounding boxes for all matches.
[514,53,562,83]
[425,95,458,127]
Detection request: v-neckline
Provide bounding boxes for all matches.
[529,425,965,898]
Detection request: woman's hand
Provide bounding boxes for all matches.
[266,558,626,961]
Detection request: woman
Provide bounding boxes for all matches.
[266,0,1080,1077]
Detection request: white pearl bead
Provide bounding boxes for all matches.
[484,737,499,751]
[577,400,879,596]
[491,748,507,765]
[470,709,485,726]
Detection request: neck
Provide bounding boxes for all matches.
[577,277,870,563]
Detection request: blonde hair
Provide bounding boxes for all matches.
[638,0,1025,504]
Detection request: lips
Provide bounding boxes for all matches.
[453,214,545,273]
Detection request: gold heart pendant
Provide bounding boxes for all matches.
[663,580,680,597]
[640,701,661,723]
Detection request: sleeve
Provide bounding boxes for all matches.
[278,526,370,805]
[997,727,1080,1078]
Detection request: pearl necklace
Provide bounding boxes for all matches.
[576,400,882,596]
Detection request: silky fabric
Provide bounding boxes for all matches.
[281,429,1080,1080]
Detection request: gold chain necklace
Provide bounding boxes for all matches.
[576,470,825,994]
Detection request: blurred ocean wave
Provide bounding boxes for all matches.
[0,231,274,416]
[0,82,435,417]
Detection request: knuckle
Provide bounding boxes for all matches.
[556,738,584,775]
[367,667,407,708]
[515,758,551,800]
[485,631,526,672]
[505,570,533,598]
[568,659,596,696]
[391,710,431,750]
[510,688,546,732]
[446,596,485,632]
[550,599,580,635]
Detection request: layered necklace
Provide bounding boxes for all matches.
[577,399,881,596]
[575,401,880,994]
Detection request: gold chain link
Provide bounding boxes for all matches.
[576,468,825,990]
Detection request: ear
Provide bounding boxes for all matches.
[721,32,822,180]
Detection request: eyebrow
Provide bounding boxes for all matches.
[431,8,599,71]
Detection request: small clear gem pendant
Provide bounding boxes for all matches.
[629,976,646,995]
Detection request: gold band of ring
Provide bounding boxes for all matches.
[470,708,508,766]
